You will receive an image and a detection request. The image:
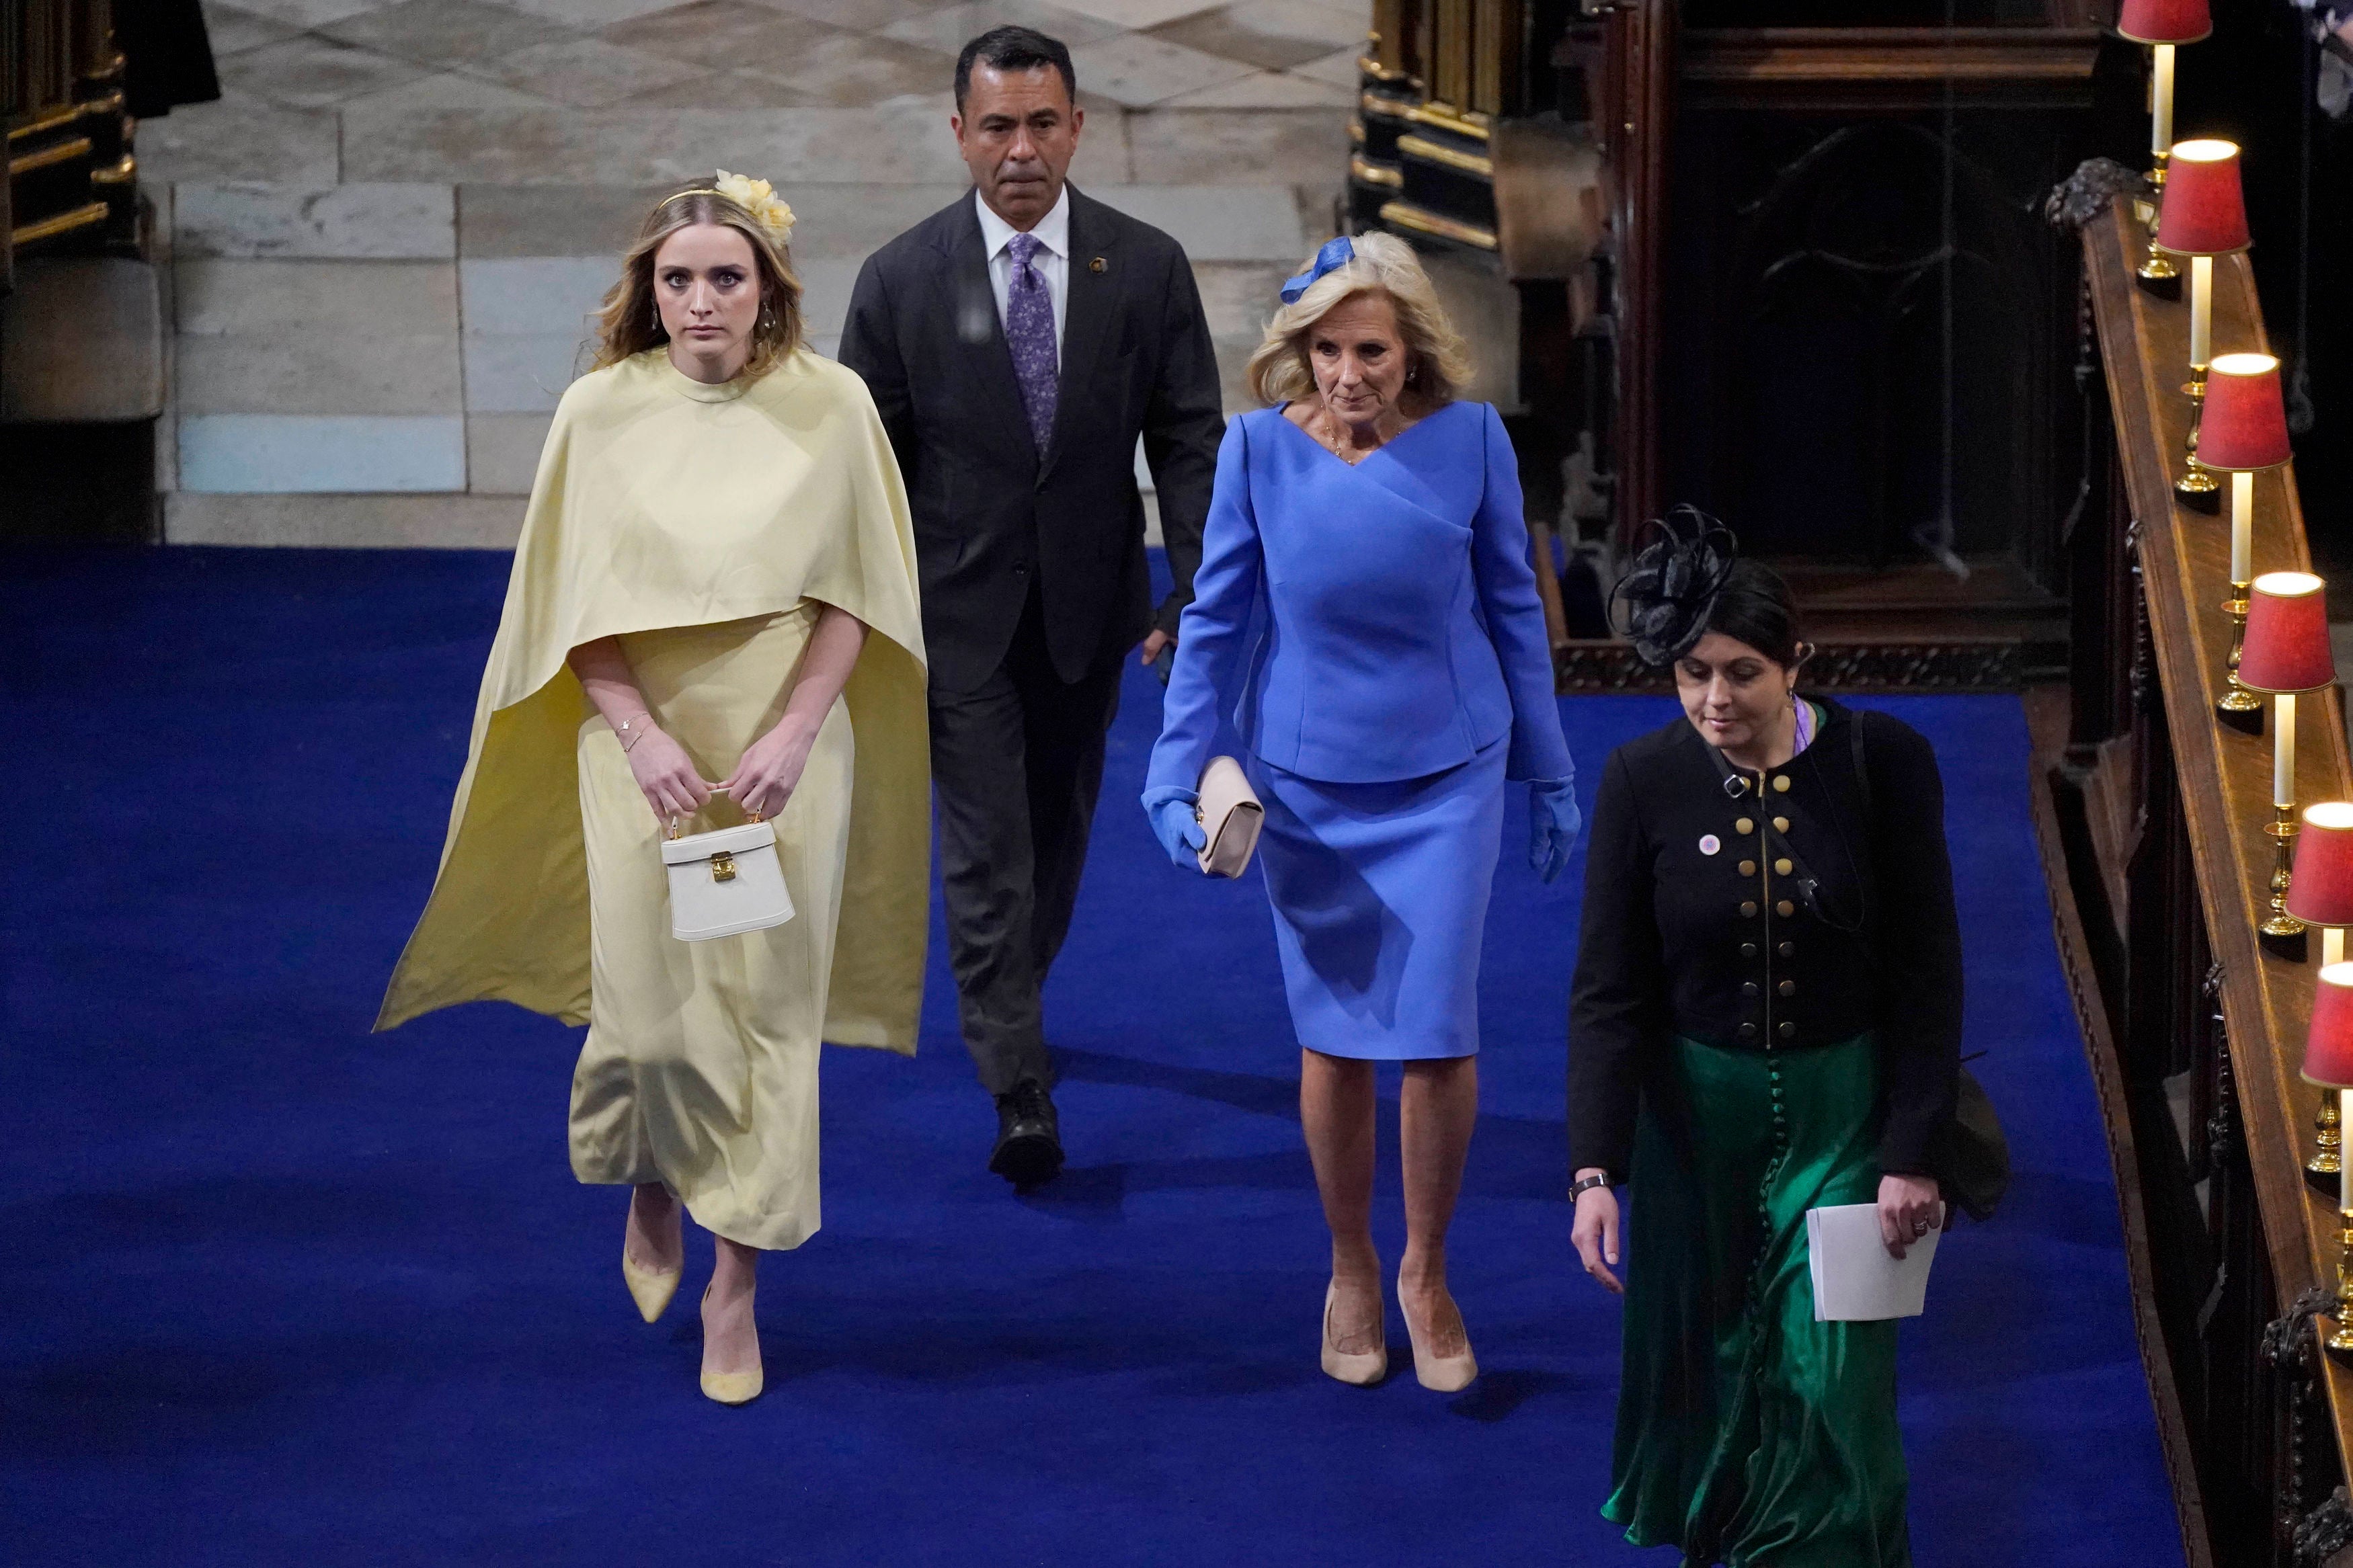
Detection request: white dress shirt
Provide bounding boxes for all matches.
[975,186,1069,370]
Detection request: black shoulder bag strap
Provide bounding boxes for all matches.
[1847,711,2009,1221]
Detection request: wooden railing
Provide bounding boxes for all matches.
[2038,197,2353,1568]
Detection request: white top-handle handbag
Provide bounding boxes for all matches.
[662,792,795,942]
[1195,755,1265,878]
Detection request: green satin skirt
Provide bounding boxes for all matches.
[1602,1033,1911,1567]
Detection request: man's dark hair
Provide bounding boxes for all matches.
[954,26,1076,112]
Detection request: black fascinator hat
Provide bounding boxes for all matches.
[1611,507,1740,667]
[1611,507,1805,670]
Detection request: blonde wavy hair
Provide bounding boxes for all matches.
[593,185,804,379]
[1244,231,1473,409]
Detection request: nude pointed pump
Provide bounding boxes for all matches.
[1400,1290,1478,1393]
[699,1283,764,1406]
[1320,1280,1387,1387]
[622,1248,681,1324]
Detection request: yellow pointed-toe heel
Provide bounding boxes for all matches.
[622,1249,681,1325]
[1400,1288,1477,1393]
[1320,1280,1387,1387]
[698,1283,764,1406]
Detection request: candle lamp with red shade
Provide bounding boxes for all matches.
[2155,139,2250,503]
[2239,572,2336,957]
[2117,0,2212,287]
[2201,352,2296,723]
[2292,805,2353,1181]
[2304,963,2353,1352]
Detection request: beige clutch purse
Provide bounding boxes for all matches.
[1195,755,1265,878]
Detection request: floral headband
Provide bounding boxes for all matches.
[1279,236,1355,304]
[661,169,796,247]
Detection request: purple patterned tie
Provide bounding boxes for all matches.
[1004,232,1058,454]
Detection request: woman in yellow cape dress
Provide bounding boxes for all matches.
[376,177,928,1405]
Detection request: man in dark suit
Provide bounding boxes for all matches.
[839,26,1224,1188]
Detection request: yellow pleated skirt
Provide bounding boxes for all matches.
[567,605,853,1251]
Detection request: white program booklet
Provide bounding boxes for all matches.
[1806,1203,1942,1322]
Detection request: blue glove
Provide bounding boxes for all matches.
[1142,785,1207,870]
[1529,777,1581,884]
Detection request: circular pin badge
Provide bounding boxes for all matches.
[1698,834,1721,856]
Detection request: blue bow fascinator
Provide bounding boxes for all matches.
[1279,236,1356,304]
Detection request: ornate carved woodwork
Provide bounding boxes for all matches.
[2,0,136,277]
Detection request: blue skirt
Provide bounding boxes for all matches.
[1246,742,1508,1061]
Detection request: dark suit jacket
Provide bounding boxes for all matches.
[838,185,1224,695]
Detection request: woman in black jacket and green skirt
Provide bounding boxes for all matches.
[1568,512,1961,1567]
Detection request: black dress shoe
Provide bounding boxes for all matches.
[990,1079,1064,1187]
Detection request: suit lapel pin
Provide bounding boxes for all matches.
[1088,256,1107,273]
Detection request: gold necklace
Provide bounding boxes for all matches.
[1311,408,1386,464]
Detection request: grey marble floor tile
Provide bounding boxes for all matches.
[1291,181,1342,237]
[1288,45,1361,88]
[740,182,968,255]
[458,183,676,255]
[466,411,555,491]
[323,0,582,71]
[218,33,430,108]
[1156,69,1351,108]
[1125,108,1342,185]
[1054,0,1218,28]
[791,255,861,335]
[744,28,951,106]
[748,0,938,27]
[461,255,616,334]
[1208,328,1263,410]
[1148,1,1365,72]
[1189,260,1288,338]
[221,0,398,29]
[175,329,463,413]
[175,257,459,335]
[462,332,593,410]
[167,491,522,544]
[338,67,559,109]
[500,0,695,23]
[342,105,973,183]
[473,35,707,106]
[1086,183,1302,261]
[878,0,1127,57]
[618,70,822,109]
[201,1,305,54]
[141,97,344,184]
[598,0,836,70]
[175,183,458,258]
[1066,32,1252,108]
[178,413,468,491]
[1072,100,1132,179]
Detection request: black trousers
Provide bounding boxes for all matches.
[928,586,1125,1096]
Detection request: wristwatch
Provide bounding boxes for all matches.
[1569,1173,1612,1200]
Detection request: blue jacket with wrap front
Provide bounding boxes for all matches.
[1145,399,1572,792]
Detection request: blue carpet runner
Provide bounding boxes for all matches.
[1,547,2180,1565]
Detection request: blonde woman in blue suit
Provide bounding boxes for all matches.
[1143,234,1580,1393]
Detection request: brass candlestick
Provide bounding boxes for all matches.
[2138,153,2177,284]
[2264,808,2306,940]
[2315,1091,2344,1178]
[2332,1198,2353,1355]
[2178,362,2219,499]
[2219,581,2263,716]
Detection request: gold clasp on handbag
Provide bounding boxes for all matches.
[709,852,737,882]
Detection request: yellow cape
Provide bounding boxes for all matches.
[376,347,930,1051]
